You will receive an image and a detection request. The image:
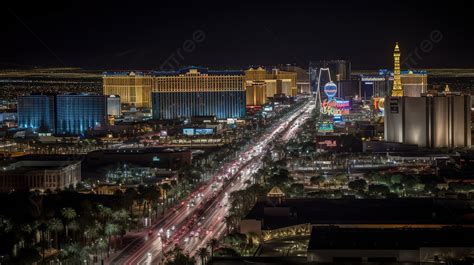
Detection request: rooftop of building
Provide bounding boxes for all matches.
[308,226,474,250]
[88,147,191,155]
[0,160,80,174]
[244,198,474,230]
[379,69,428,75]
[19,93,103,97]
[102,71,147,76]
[357,69,428,79]
[103,67,244,77]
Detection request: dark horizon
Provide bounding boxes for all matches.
[2,1,473,70]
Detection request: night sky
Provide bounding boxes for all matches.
[2,1,473,70]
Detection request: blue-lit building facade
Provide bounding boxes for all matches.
[152,67,246,120]
[56,94,107,135]
[17,94,106,135]
[17,94,56,133]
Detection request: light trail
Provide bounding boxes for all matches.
[112,99,315,265]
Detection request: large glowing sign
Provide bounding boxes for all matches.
[324,82,338,99]
[373,97,385,116]
[321,98,350,116]
[195,128,213,135]
[318,122,334,133]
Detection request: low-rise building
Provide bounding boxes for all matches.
[241,198,474,241]
[0,160,81,192]
[85,148,191,170]
[308,227,474,263]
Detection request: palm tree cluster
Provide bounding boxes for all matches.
[163,246,195,265]
[0,191,135,264]
[221,232,260,256]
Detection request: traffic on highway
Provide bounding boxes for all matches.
[111,99,315,264]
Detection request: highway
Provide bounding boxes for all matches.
[110,99,315,264]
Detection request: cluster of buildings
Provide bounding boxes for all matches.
[16,93,122,135]
[11,66,299,136]
[2,43,472,196]
[103,66,298,118]
[15,43,468,148]
[310,60,428,101]
[384,43,471,149]
[308,43,471,150]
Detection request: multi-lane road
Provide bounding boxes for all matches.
[110,99,315,264]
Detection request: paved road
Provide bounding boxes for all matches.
[110,100,314,264]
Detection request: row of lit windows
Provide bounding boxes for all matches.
[152,91,245,120]
[103,76,152,86]
[0,174,59,188]
[153,77,244,92]
[104,76,244,93]
[104,86,151,105]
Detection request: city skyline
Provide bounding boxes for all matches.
[1,2,474,265]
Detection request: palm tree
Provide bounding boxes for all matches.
[38,222,48,263]
[47,218,63,249]
[97,204,113,224]
[124,187,138,216]
[67,220,80,241]
[197,247,209,265]
[84,221,102,245]
[161,183,171,209]
[208,238,219,259]
[142,185,160,219]
[224,215,233,234]
[112,209,130,246]
[61,208,77,238]
[96,237,108,263]
[104,223,119,256]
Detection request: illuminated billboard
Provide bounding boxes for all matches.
[373,97,385,116]
[183,128,214,135]
[195,128,213,135]
[321,98,350,116]
[333,115,343,123]
[183,128,195,135]
[318,122,334,133]
[324,82,337,99]
[263,106,273,112]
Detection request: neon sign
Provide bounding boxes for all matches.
[324,82,337,99]
[373,97,385,116]
[318,122,334,132]
[321,98,350,115]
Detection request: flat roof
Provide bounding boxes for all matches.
[103,67,244,77]
[1,160,80,174]
[308,227,474,250]
[245,198,474,230]
[89,147,191,155]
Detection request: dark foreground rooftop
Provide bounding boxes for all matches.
[308,227,474,250]
[245,198,474,230]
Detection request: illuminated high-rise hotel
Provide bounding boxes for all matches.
[103,72,152,108]
[18,94,107,135]
[17,94,56,133]
[391,42,403,97]
[152,67,246,120]
[56,94,107,135]
[244,67,297,106]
